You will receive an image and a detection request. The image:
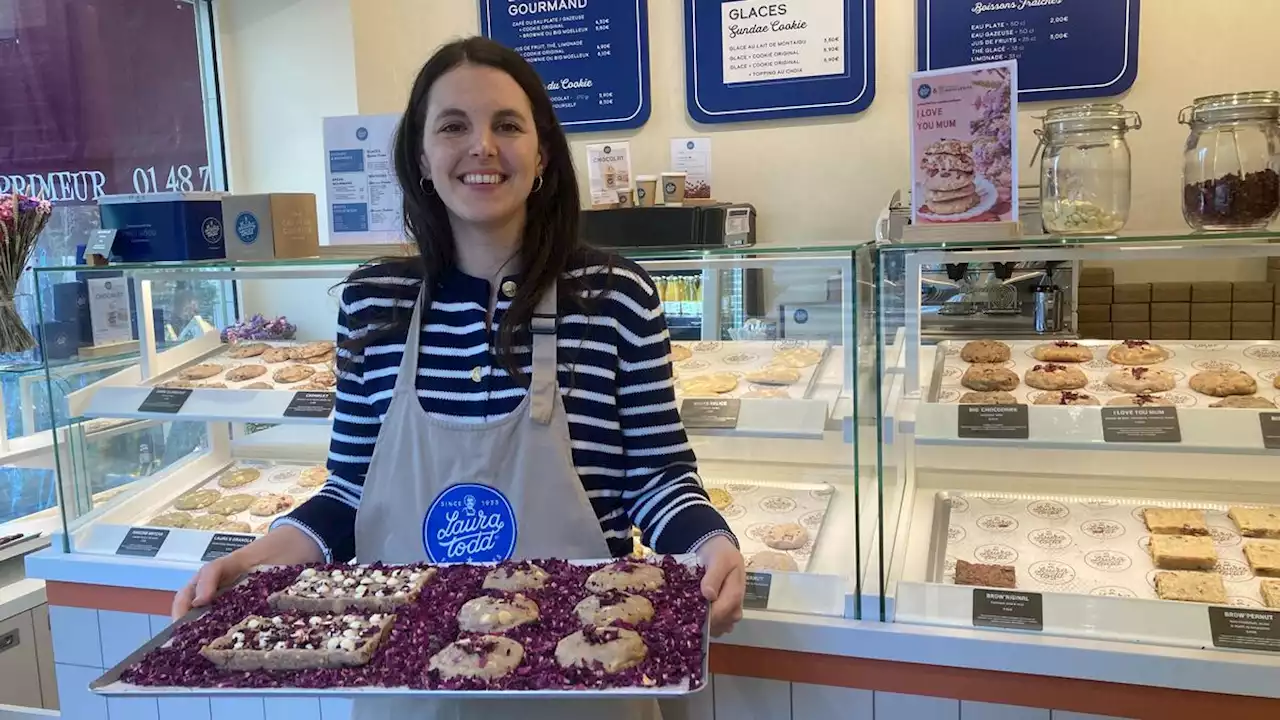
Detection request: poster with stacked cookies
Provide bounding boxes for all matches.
[910,60,1018,225]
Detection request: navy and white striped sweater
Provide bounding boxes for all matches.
[279,249,736,562]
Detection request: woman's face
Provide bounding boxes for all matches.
[421,63,544,231]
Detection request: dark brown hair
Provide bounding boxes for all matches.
[338,36,583,378]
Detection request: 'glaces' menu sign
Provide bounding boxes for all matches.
[917,0,1141,102]
[480,1,651,133]
[684,0,876,124]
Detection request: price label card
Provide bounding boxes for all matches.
[88,228,118,256]
[284,391,336,419]
[743,571,772,609]
[1209,607,1280,653]
[1261,413,1280,450]
[202,533,255,562]
[957,405,1029,440]
[1101,406,1181,443]
[972,589,1043,631]
[116,528,169,558]
[139,387,192,414]
[680,398,740,429]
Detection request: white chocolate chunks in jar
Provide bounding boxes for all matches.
[585,561,666,593]
[429,635,524,681]
[482,562,550,592]
[574,590,655,626]
[269,565,437,613]
[199,612,396,671]
[554,625,647,674]
[456,594,539,633]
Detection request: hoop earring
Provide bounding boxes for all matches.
[531,175,544,193]
[419,177,435,196]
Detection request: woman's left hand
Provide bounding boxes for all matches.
[696,534,745,636]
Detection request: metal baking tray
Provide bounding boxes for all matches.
[91,556,709,699]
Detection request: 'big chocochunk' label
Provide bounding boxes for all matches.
[422,483,517,562]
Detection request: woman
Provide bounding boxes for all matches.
[173,37,744,718]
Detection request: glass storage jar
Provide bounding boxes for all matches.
[1037,104,1141,236]
[1179,91,1280,231]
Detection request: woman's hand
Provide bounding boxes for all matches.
[172,551,254,620]
[696,534,745,636]
[171,525,327,620]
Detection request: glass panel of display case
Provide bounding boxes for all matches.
[875,230,1280,653]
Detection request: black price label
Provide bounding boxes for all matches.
[743,571,772,609]
[972,589,1043,631]
[283,391,336,419]
[116,528,169,558]
[201,533,255,562]
[680,398,741,429]
[1261,413,1280,450]
[139,387,192,414]
[1101,406,1181,443]
[957,405,1029,440]
[1209,607,1280,653]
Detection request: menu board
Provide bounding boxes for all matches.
[917,0,1140,102]
[684,0,876,124]
[480,1,651,134]
[323,114,403,245]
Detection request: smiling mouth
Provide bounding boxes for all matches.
[459,172,509,186]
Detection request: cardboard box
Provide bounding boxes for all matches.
[1191,303,1232,322]
[1077,305,1111,323]
[1077,286,1113,305]
[1112,322,1150,340]
[1272,270,1280,302]
[1150,322,1190,340]
[1233,282,1274,303]
[97,192,225,262]
[1233,302,1273,323]
[1079,266,1115,287]
[1269,256,1280,270]
[1110,303,1150,322]
[1150,303,1190,322]
[1192,282,1233,303]
[1078,322,1112,339]
[1151,282,1191,303]
[1275,306,1280,340]
[221,194,320,261]
[1233,322,1273,340]
[1112,283,1151,304]
[1191,322,1232,340]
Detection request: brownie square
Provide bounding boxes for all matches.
[954,559,1016,589]
[1229,507,1280,539]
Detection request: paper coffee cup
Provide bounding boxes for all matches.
[635,176,658,207]
[616,188,633,208]
[661,172,687,206]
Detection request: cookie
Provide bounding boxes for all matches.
[1107,393,1174,407]
[309,371,338,388]
[158,380,195,389]
[743,366,800,386]
[262,347,292,363]
[249,492,294,517]
[585,562,665,593]
[1143,507,1209,536]
[928,194,980,215]
[188,514,229,531]
[574,592,654,627]
[961,364,1018,392]
[293,382,335,392]
[927,184,977,202]
[218,468,262,488]
[676,372,738,396]
[287,341,334,361]
[1210,396,1275,409]
[924,170,974,192]
[483,563,549,592]
[201,383,228,389]
[1242,540,1280,578]
[707,488,733,510]
[773,347,823,368]
[173,488,221,511]
[457,594,539,633]
[924,138,973,159]
[953,560,1015,589]
[1149,534,1217,570]
[555,626,646,674]
[1263,579,1280,608]
[273,365,317,384]
[671,344,692,362]
[1025,364,1088,391]
[243,382,275,390]
[178,364,223,380]
[959,340,1011,364]
[1107,341,1171,366]
[764,522,809,550]
[743,388,789,399]
[148,511,192,529]
[1031,341,1094,363]
[1229,507,1280,539]
[253,522,271,535]
[299,466,329,488]
[1032,391,1099,406]
[430,636,524,681]
[226,364,267,382]
[1154,571,1226,604]
[747,551,799,572]
[207,493,255,515]
[959,391,1019,405]
[1189,370,1257,397]
[227,342,268,359]
[1105,367,1176,394]
[218,520,252,533]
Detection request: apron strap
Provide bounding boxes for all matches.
[395,282,428,389]
[528,280,558,425]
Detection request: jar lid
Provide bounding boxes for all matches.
[1182,91,1280,124]
[1042,103,1141,134]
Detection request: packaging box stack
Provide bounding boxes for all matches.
[1110,282,1151,340]
[1232,281,1274,340]
[1150,282,1191,340]
[1271,258,1280,340]
[1191,282,1233,340]
[1077,266,1114,339]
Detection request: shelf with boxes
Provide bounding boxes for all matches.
[1078,267,1279,342]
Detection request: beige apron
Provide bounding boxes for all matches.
[351,281,659,720]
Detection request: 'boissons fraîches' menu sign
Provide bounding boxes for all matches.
[480,1,651,134]
[684,0,876,124]
[917,0,1140,102]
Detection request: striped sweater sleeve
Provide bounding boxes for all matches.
[610,266,738,555]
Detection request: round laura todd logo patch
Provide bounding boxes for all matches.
[422,483,517,562]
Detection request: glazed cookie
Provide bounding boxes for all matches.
[299,466,329,488]
[959,339,1011,364]
[178,363,223,381]
[207,493,255,515]
[457,594,539,633]
[273,365,316,384]
[262,347,292,364]
[249,492,294,517]
[1105,366,1176,394]
[1189,370,1257,397]
[227,342,268,359]
[1032,391,1099,406]
[555,626,646,674]
[958,391,1018,405]
[574,591,655,626]
[173,488,221,511]
[225,364,267,382]
[148,511,192,529]
[1025,364,1088,391]
[743,366,801,386]
[483,563,550,592]
[218,467,262,489]
[585,561,665,593]
[707,488,733,510]
[1031,341,1094,363]
[747,551,799,572]
[1210,396,1276,409]
[764,522,809,550]
[430,636,524,681]
[671,344,692,362]
[1106,340,1171,366]
[960,364,1019,392]
[1107,393,1175,407]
